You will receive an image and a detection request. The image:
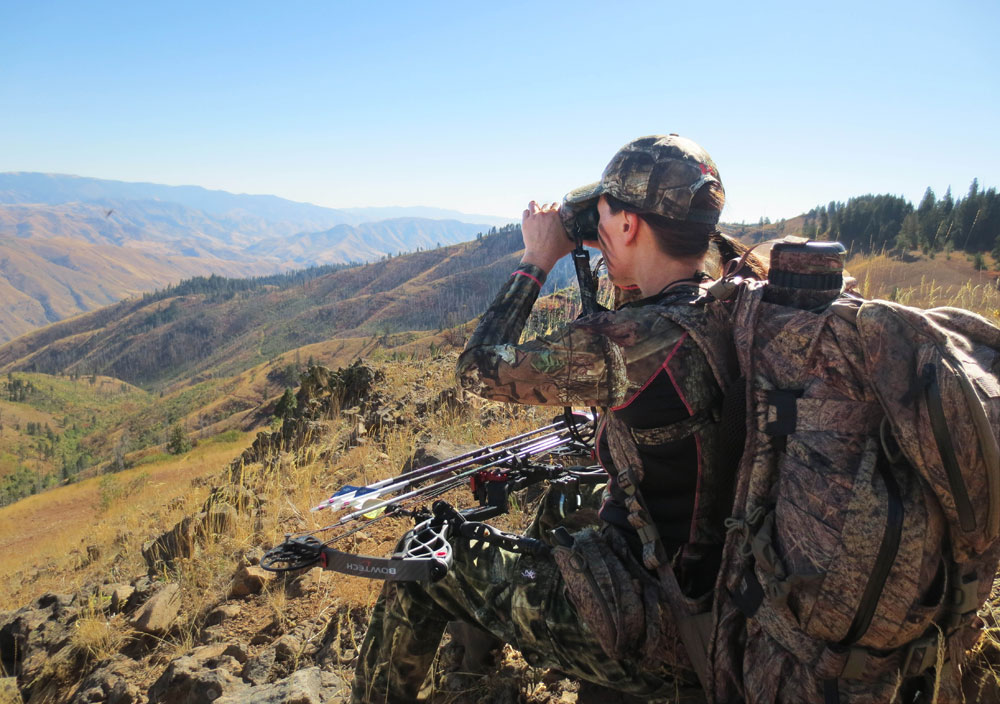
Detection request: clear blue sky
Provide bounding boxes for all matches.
[1,0,997,224]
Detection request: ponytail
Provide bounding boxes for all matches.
[710,231,768,280]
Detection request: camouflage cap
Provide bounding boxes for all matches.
[561,134,723,241]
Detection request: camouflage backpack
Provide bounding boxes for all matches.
[708,239,1000,703]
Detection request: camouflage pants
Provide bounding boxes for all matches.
[350,529,701,704]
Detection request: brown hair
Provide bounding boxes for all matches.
[604,183,767,279]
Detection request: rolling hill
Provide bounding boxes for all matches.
[0,174,513,344]
[0,225,545,389]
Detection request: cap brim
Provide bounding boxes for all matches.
[563,181,604,207]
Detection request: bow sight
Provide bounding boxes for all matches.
[261,411,601,581]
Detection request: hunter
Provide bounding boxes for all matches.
[351,135,763,703]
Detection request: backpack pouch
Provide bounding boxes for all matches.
[771,433,946,650]
[857,301,1000,559]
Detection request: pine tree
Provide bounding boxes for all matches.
[274,388,297,419]
[166,424,192,455]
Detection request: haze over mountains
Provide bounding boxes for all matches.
[0,173,513,343]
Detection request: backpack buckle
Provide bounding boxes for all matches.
[839,647,870,679]
[707,277,739,301]
[900,632,940,678]
[952,574,980,614]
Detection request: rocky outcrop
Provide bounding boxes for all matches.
[66,656,144,704]
[107,584,135,614]
[0,357,558,704]
[228,361,392,478]
[142,487,257,572]
[148,620,346,704]
[216,667,347,704]
[147,644,248,704]
[0,593,79,701]
[0,577,193,703]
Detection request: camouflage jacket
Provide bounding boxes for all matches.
[457,265,708,407]
[457,264,732,575]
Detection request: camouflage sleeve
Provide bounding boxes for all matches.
[456,265,688,407]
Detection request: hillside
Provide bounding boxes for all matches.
[2,351,1000,703]
[0,235,271,343]
[0,173,509,345]
[0,353,590,703]
[0,223,585,506]
[0,225,579,390]
[0,332,402,507]
[245,218,489,265]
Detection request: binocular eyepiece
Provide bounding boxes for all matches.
[560,199,599,243]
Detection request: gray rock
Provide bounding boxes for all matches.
[131,583,181,636]
[217,667,347,704]
[187,643,243,675]
[147,653,247,704]
[142,516,199,571]
[108,680,142,704]
[221,643,249,665]
[201,625,226,643]
[125,576,154,612]
[66,656,142,704]
[0,596,75,684]
[240,649,276,687]
[36,592,77,612]
[241,546,265,566]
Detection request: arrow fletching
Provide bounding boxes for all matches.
[312,485,378,512]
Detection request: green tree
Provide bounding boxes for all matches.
[274,388,298,419]
[916,188,939,249]
[166,423,192,455]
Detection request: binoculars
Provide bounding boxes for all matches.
[559,198,600,244]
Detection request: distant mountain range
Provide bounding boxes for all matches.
[0,173,512,229]
[0,172,514,343]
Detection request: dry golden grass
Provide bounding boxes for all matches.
[69,594,134,663]
[848,251,1000,322]
[0,432,251,611]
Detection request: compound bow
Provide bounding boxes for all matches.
[261,410,601,581]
